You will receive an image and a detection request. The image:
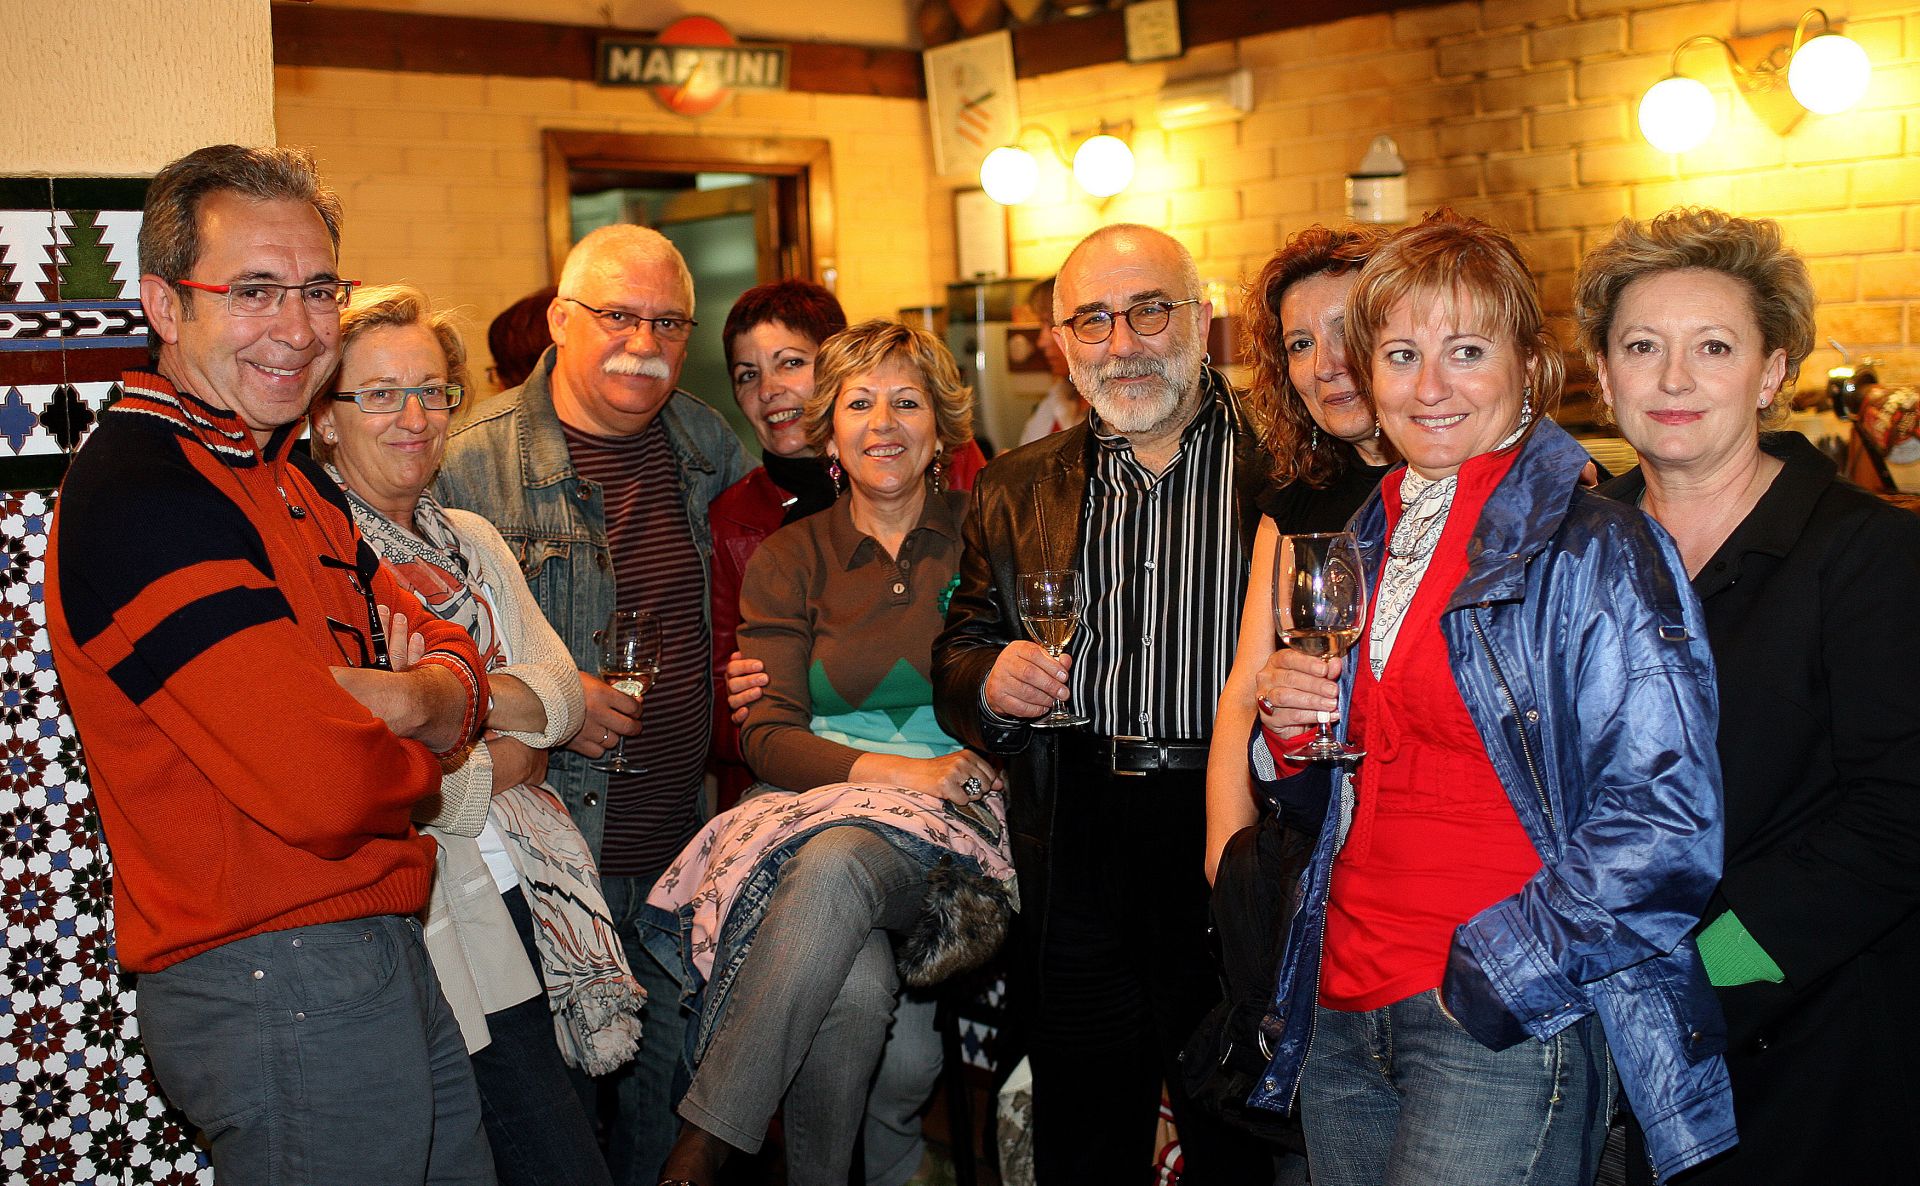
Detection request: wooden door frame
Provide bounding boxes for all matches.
[542,130,835,286]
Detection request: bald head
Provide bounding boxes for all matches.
[1053,224,1201,324]
[559,224,695,315]
[1049,223,1212,454]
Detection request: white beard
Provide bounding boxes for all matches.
[1069,334,1206,436]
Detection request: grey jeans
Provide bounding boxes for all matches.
[134,914,495,1185]
[678,827,931,1186]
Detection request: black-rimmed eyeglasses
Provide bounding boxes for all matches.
[1063,298,1202,345]
[560,297,697,342]
[329,384,466,413]
[176,278,360,317]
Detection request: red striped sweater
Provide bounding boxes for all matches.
[48,373,486,972]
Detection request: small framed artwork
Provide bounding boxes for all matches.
[1125,0,1183,64]
[924,31,1021,183]
[953,188,1010,280]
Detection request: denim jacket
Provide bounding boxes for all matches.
[1248,421,1736,1183]
[433,347,752,856]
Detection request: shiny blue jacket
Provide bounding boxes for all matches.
[1248,421,1736,1182]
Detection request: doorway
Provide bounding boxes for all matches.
[544,131,836,453]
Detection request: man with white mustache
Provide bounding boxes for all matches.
[934,224,1271,1183]
[437,223,750,1186]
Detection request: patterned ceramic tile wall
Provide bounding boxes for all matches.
[0,177,211,1184]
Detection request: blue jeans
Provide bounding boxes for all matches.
[594,873,692,1186]
[471,888,613,1186]
[1301,989,1614,1186]
[865,991,941,1186]
[677,827,930,1186]
[134,914,494,1185]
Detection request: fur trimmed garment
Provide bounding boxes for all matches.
[644,784,1015,1061]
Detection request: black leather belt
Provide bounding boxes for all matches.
[1109,734,1210,777]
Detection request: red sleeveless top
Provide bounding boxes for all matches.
[1320,450,1541,1011]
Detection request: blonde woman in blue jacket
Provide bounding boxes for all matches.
[1250,210,1732,1184]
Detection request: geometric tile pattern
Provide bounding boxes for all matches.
[0,491,210,1184]
[0,178,151,486]
[0,176,209,1181]
[952,969,1007,1074]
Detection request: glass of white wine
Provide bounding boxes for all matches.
[592,609,661,774]
[1273,532,1368,762]
[1016,569,1089,729]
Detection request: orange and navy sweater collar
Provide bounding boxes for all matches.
[113,370,302,469]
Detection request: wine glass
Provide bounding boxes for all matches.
[1016,569,1089,729]
[1272,532,1368,762]
[592,609,661,774]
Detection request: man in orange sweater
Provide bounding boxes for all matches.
[47,145,494,1184]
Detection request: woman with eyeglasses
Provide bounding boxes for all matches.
[313,284,640,1186]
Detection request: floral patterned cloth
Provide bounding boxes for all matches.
[648,784,1014,982]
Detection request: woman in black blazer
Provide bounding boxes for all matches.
[1580,207,1920,1183]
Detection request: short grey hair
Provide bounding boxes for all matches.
[140,144,342,288]
[558,224,695,315]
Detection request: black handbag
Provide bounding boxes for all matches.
[1177,813,1309,1151]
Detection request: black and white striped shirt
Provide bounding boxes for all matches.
[1071,376,1248,740]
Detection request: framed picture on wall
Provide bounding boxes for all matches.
[954,188,1009,280]
[923,31,1020,183]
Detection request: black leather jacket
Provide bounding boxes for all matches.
[932,368,1268,927]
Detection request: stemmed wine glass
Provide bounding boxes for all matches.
[1273,532,1368,762]
[1016,569,1089,729]
[592,609,661,774]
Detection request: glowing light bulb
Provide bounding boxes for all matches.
[1072,134,1135,198]
[1638,75,1717,154]
[980,146,1039,206]
[1788,33,1871,114]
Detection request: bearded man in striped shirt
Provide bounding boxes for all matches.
[934,224,1272,1184]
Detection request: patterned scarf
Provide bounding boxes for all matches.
[1368,416,1533,677]
[331,466,645,1074]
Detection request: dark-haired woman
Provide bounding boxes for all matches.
[1207,223,1393,882]
[709,280,851,806]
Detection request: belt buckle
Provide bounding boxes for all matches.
[1110,733,1155,777]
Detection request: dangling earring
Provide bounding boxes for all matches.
[1309,424,1320,451]
[827,455,843,492]
[930,452,945,493]
[1519,384,1535,431]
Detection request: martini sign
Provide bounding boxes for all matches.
[598,16,789,116]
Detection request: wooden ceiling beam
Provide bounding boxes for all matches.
[270,5,927,98]
[273,0,1459,95]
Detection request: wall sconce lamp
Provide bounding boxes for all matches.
[980,122,1136,206]
[1638,8,1872,153]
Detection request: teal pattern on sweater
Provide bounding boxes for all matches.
[807,657,957,760]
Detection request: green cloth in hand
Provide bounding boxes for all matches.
[1697,909,1786,988]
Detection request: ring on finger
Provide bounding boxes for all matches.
[601,727,611,745]
[963,776,985,802]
